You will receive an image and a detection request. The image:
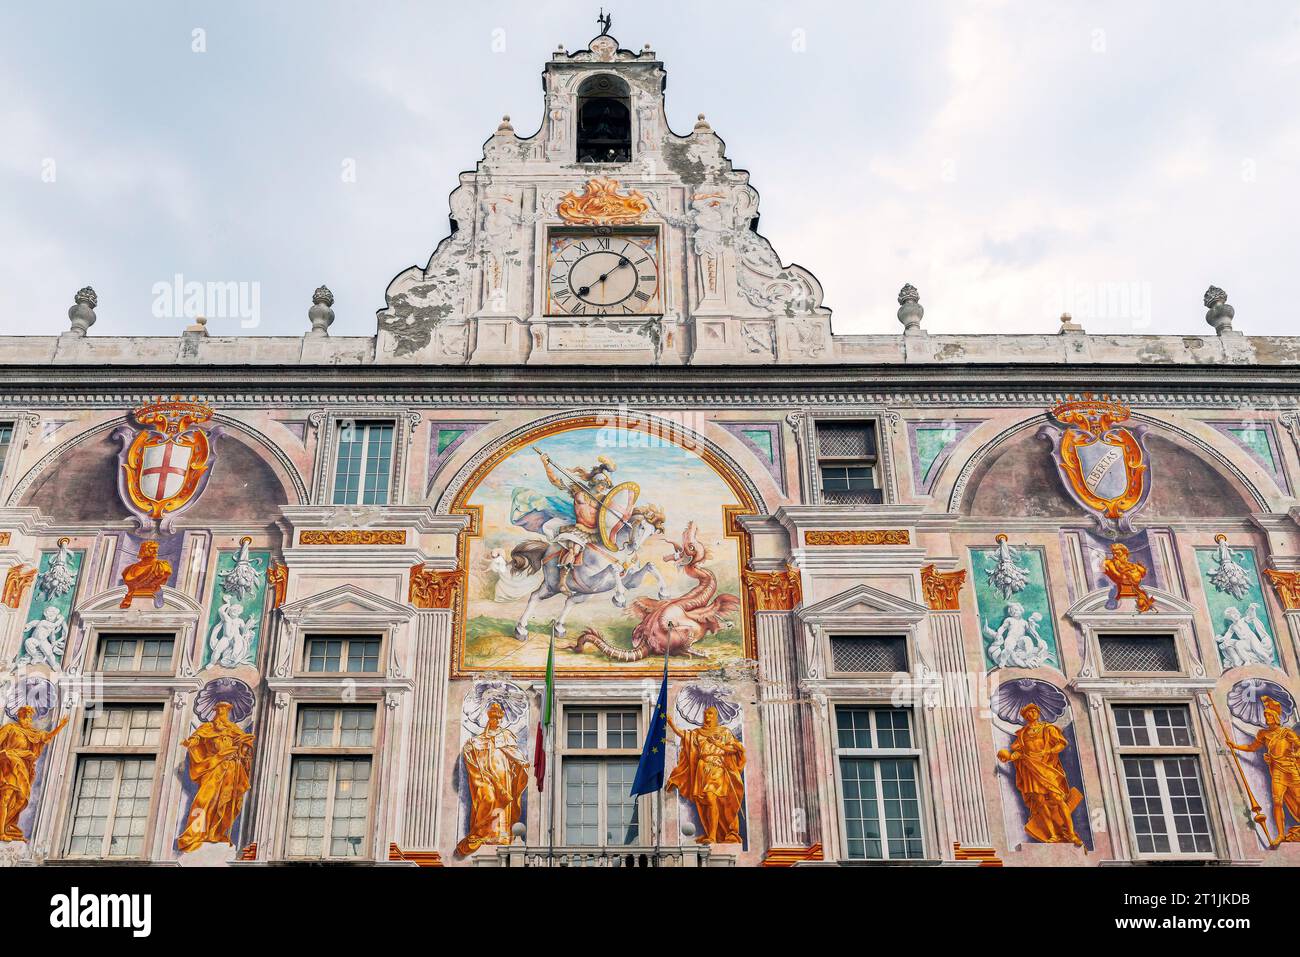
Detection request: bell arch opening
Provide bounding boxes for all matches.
[576,74,632,163]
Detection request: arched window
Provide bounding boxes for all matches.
[576,74,631,163]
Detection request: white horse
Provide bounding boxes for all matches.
[509,510,668,642]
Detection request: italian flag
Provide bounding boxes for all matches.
[534,634,554,791]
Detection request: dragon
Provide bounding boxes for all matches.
[571,522,740,661]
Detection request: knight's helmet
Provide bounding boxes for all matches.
[578,455,617,492]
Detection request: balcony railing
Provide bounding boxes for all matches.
[476,845,733,867]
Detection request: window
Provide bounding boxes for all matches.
[835,706,924,861]
[576,74,631,163]
[830,635,908,673]
[286,705,376,859]
[816,421,880,505]
[96,634,175,673]
[0,421,13,478]
[562,707,642,847]
[303,635,382,674]
[1113,704,1213,857]
[331,421,394,505]
[1099,634,1179,673]
[65,704,163,858]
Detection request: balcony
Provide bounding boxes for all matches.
[475,845,735,867]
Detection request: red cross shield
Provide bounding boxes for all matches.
[116,398,218,525]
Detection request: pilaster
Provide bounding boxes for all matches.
[928,610,993,849]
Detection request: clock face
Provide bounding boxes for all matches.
[546,231,661,316]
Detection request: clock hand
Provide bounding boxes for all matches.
[576,257,633,298]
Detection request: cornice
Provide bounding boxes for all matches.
[0,376,1297,410]
[0,360,1298,391]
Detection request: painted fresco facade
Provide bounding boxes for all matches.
[3,30,1300,868]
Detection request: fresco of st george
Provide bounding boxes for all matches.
[455,420,753,675]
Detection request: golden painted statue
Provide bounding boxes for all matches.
[176,702,255,853]
[667,705,746,844]
[120,540,172,609]
[1102,543,1155,612]
[456,701,529,855]
[1225,695,1300,845]
[997,703,1084,846]
[0,706,69,841]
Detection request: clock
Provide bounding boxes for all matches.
[545,229,661,317]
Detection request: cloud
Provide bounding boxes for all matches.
[0,1,1296,339]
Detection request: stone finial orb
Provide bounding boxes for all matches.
[693,113,712,133]
[308,284,335,337]
[897,283,924,335]
[67,285,98,336]
[1058,312,1084,333]
[1204,285,1234,334]
[496,115,514,135]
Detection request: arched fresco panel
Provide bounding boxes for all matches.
[450,414,757,676]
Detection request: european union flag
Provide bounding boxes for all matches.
[630,660,669,796]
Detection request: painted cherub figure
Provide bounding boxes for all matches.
[208,595,257,668]
[20,607,68,669]
[1217,604,1275,669]
[984,602,1054,669]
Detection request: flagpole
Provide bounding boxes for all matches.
[546,633,557,866]
[547,716,556,865]
[655,644,669,865]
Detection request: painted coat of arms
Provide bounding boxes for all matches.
[115,397,223,531]
[1040,394,1150,537]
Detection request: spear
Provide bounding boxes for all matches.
[1210,697,1275,848]
[532,446,604,499]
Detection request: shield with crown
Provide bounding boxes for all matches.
[1041,394,1151,537]
[114,397,223,531]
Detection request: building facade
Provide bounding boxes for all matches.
[3,28,1300,868]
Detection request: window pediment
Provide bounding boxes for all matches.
[795,583,927,630]
[1064,586,1196,625]
[277,584,415,626]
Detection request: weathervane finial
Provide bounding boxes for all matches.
[597,8,612,37]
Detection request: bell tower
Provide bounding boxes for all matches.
[375,19,833,366]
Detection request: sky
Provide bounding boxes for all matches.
[2,0,1298,339]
